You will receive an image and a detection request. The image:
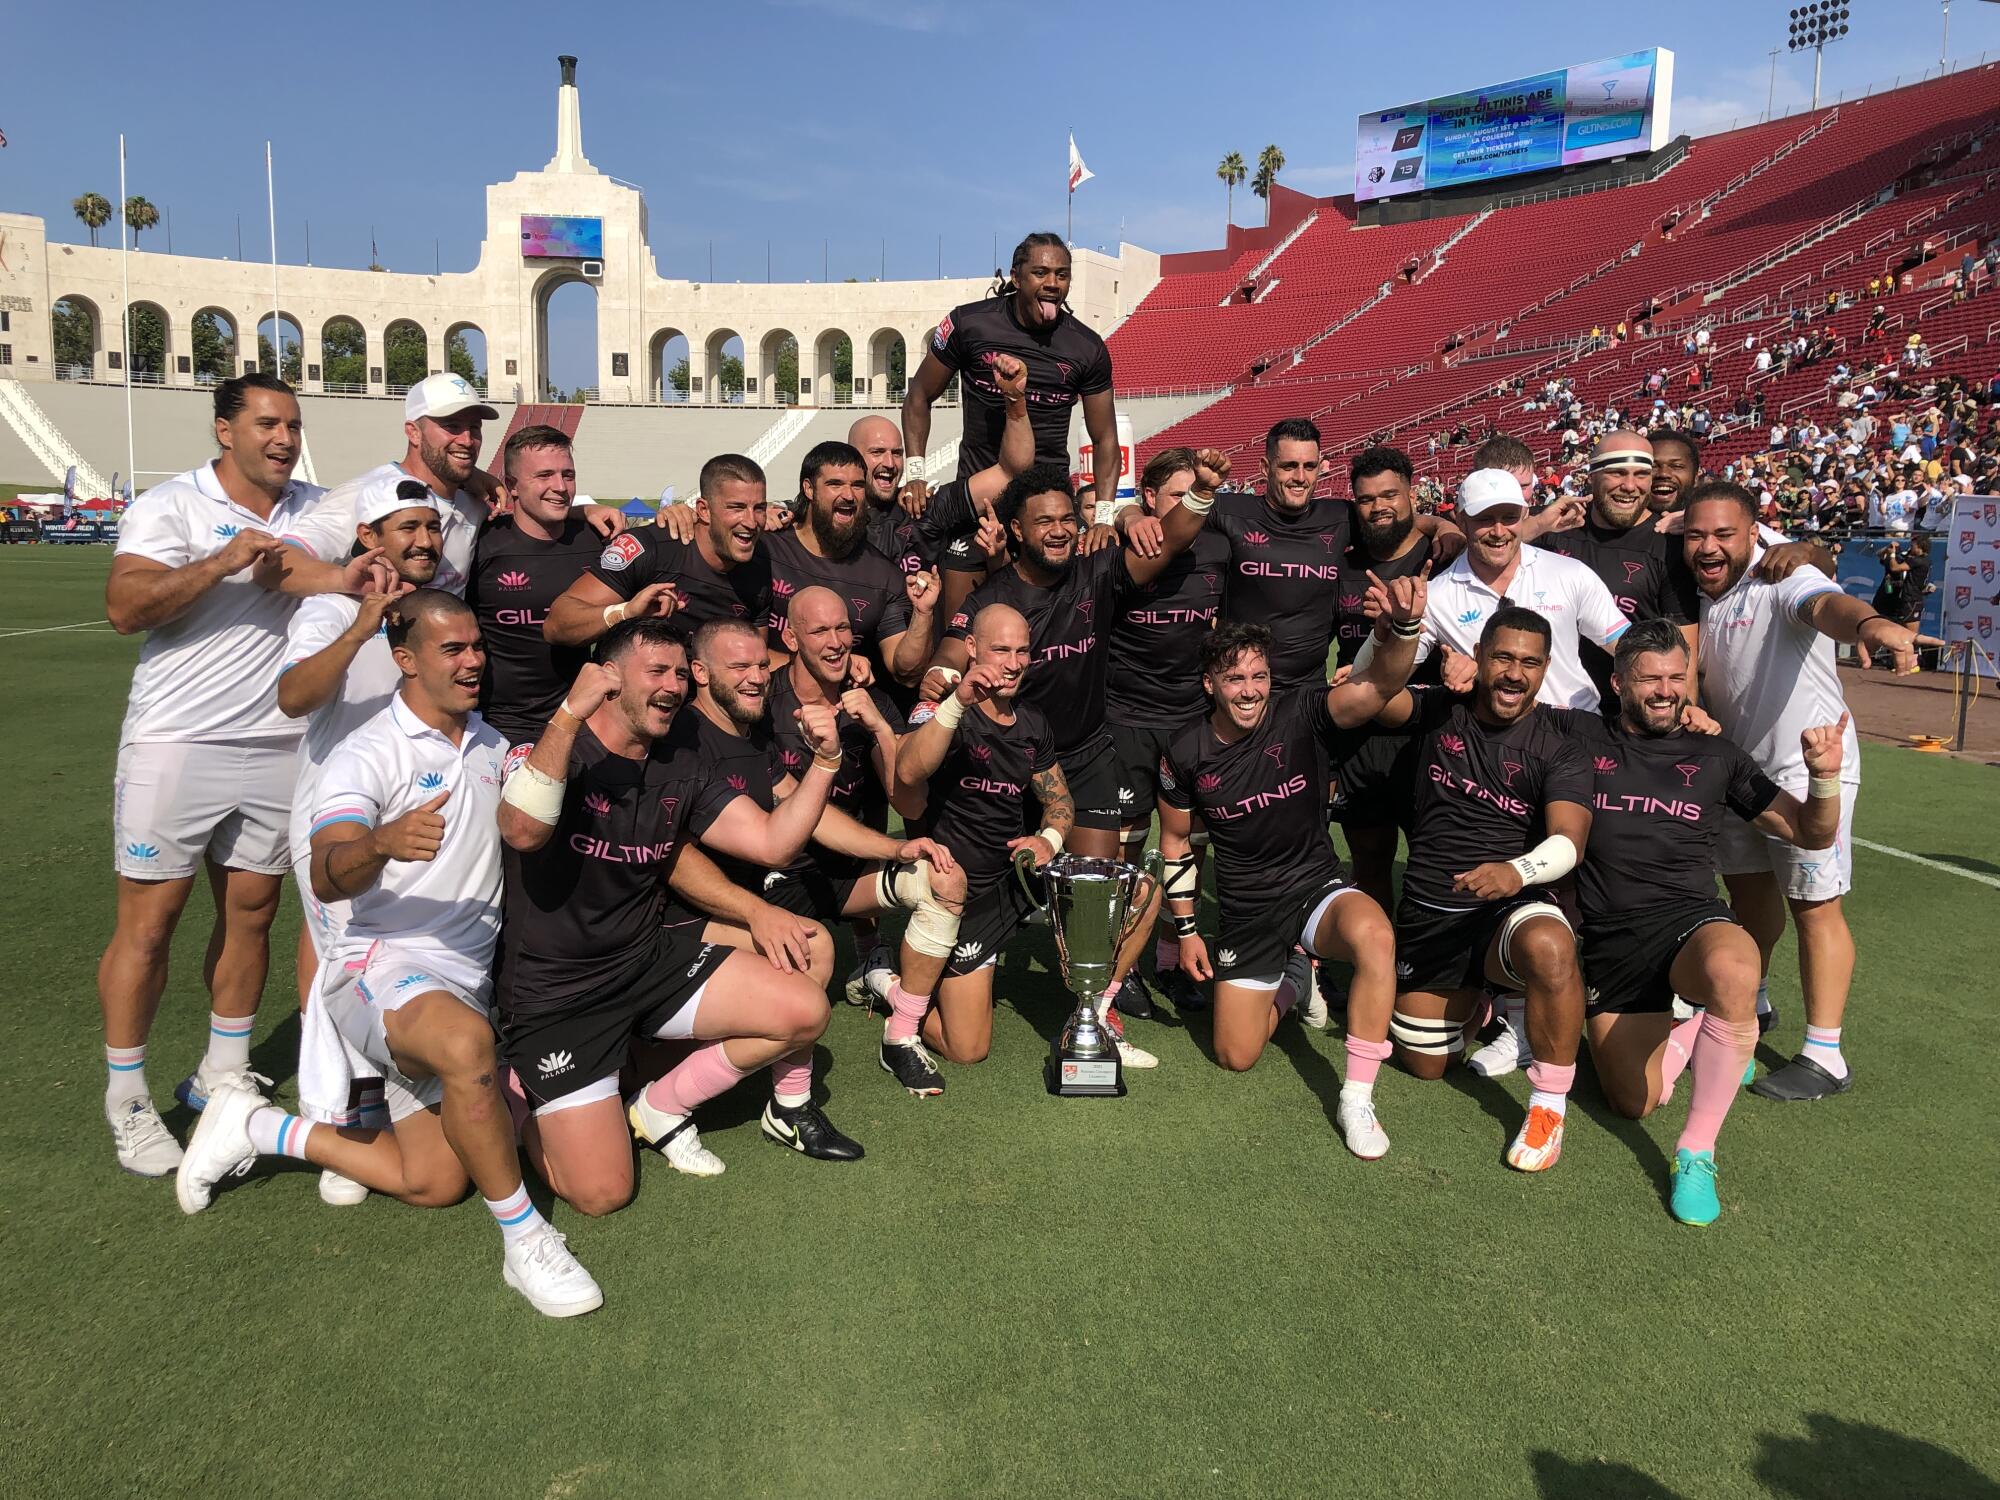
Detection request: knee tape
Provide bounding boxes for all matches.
[877,860,961,960]
[1497,901,1570,987]
[1391,1009,1465,1056]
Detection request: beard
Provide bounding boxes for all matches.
[708,677,766,729]
[1360,510,1414,556]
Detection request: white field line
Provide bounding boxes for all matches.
[0,619,114,638]
[1853,837,2000,891]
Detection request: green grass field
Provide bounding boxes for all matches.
[4,549,1995,1499]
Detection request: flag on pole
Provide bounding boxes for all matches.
[1068,133,1094,194]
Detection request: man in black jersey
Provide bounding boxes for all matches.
[495,625,849,1199]
[675,617,970,1101]
[1106,446,1234,1017]
[900,232,1119,517]
[922,463,1209,979]
[1555,618,1848,1225]
[893,604,1080,1069]
[1371,606,1595,1174]
[764,440,940,686]
[1158,575,1425,1160]
[469,425,603,744]
[544,453,774,648]
[1328,446,1444,915]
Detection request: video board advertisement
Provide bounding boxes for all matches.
[1355,48,1673,203]
[520,215,604,259]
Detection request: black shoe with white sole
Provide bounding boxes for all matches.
[1156,967,1207,1014]
[880,1036,945,1097]
[1116,970,1157,1021]
[760,1099,866,1160]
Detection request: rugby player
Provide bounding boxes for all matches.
[893,605,1078,1068]
[277,473,439,1205]
[1105,447,1233,1016]
[494,624,845,1201]
[275,373,622,598]
[1157,569,1427,1159]
[1556,618,1849,1224]
[544,453,774,647]
[1647,428,1702,515]
[848,410,1011,607]
[175,590,605,1319]
[670,616,960,1121]
[98,373,344,1176]
[1684,482,1917,1101]
[1372,606,1596,1173]
[468,424,601,744]
[900,232,1120,518]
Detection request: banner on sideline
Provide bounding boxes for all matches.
[1941,495,2000,678]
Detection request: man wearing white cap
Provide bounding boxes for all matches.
[1416,468,1630,713]
[277,373,624,597]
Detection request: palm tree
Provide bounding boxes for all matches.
[1217,152,1247,232]
[72,192,112,247]
[123,195,159,246]
[1252,145,1286,225]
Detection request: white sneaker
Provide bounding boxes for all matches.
[1284,952,1326,1029]
[106,1095,183,1177]
[662,1123,726,1177]
[1336,1092,1391,1161]
[1102,1010,1158,1069]
[319,1170,368,1206]
[1467,1012,1531,1078]
[174,1062,274,1113]
[844,944,896,1009]
[1298,982,1330,1031]
[174,1081,263,1214]
[502,1225,604,1318]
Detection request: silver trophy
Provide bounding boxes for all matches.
[1016,849,1162,1097]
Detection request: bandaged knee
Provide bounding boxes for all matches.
[876,860,961,959]
[1392,1009,1465,1056]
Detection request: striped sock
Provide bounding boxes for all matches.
[485,1186,547,1246]
[204,1011,255,1072]
[105,1043,149,1107]
[1804,1024,1847,1080]
[247,1106,316,1161]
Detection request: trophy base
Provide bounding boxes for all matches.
[1046,1049,1126,1098]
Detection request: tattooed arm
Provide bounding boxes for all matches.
[1007,763,1075,869]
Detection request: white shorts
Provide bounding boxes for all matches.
[1715,782,1856,902]
[292,849,352,960]
[114,738,296,880]
[313,943,491,1123]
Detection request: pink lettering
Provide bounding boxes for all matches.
[568,833,678,863]
[1240,560,1341,581]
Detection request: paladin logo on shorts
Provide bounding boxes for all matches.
[537,1051,574,1077]
[953,940,983,962]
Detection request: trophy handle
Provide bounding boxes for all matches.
[1013,846,1051,908]
[1118,848,1165,944]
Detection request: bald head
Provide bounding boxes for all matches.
[848,415,905,507]
[1588,429,1655,528]
[784,586,854,689]
[972,603,1028,650]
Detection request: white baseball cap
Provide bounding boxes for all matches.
[1459,468,1527,516]
[405,372,498,424]
[357,473,440,527]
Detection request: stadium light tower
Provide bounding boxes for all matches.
[1788,3,1851,109]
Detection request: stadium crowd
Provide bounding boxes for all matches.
[93,234,1928,1318]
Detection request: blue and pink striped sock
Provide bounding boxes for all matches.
[204,1012,255,1073]
[484,1186,547,1246]
[1804,1024,1848,1080]
[247,1106,316,1161]
[106,1043,149,1107]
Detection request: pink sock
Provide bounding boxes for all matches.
[1154,936,1179,973]
[1344,1036,1392,1086]
[1099,979,1122,1014]
[643,1042,748,1118]
[771,1048,814,1108]
[1678,1013,1757,1156]
[1526,1059,1576,1117]
[884,980,929,1044]
[1660,1013,1704,1102]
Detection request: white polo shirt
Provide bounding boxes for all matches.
[286,462,484,596]
[1416,544,1629,709]
[114,461,326,747]
[1698,551,1860,790]
[282,595,403,862]
[310,693,508,992]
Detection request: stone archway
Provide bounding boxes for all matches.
[866,327,908,404]
[813,327,855,405]
[128,301,171,384]
[383,317,429,394]
[319,316,367,391]
[444,321,488,395]
[649,327,690,402]
[758,327,799,406]
[256,312,304,384]
[191,307,239,386]
[703,329,745,404]
[533,269,596,401]
[51,295,102,380]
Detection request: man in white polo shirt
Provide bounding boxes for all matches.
[1417,468,1630,710]
[277,373,624,598]
[175,589,603,1318]
[98,372,363,1178]
[1686,481,1918,1102]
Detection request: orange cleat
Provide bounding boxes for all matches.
[1505,1104,1566,1172]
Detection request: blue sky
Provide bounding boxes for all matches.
[6,0,1994,387]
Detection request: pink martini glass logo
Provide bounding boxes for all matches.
[583,792,612,817]
[1263,744,1288,773]
[1623,561,1646,584]
[497,570,530,591]
[1675,763,1702,787]
[659,795,679,821]
[850,597,870,616]
[1501,760,1523,787]
[1075,599,1095,620]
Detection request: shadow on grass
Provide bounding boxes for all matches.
[1531,1451,1687,1499]
[1566,1052,1672,1201]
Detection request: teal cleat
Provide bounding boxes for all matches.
[1741,1059,1756,1086]
[1670,1149,1721,1226]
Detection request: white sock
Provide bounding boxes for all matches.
[1527,1089,1570,1119]
[1339,1079,1375,1107]
[203,1011,255,1073]
[1755,983,1772,1019]
[1803,1024,1848,1080]
[485,1185,548,1246]
[246,1106,315,1161]
[106,1043,149,1108]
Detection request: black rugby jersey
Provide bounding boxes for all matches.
[911,697,1057,894]
[1105,529,1230,731]
[469,516,600,745]
[1211,492,1352,690]
[588,530,772,637]
[929,296,1112,475]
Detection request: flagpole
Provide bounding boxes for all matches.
[266,142,281,384]
[119,133,134,500]
[1066,124,1073,245]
